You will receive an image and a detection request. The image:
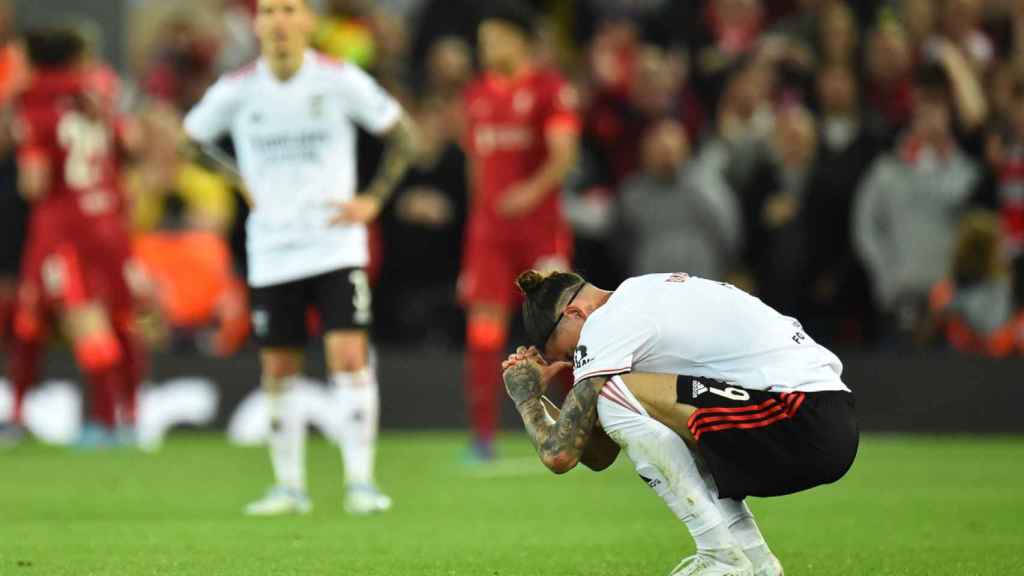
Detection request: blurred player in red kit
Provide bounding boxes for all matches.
[460,1,580,460]
[10,28,144,445]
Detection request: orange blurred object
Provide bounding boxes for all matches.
[133,231,249,355]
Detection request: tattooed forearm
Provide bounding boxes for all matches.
[504,365,607,474]
[365,113,417,205]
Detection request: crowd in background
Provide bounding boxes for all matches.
[4,0,1024,357]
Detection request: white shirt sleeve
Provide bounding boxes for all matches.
[573,310,657,383]
[184,77,239,143]
[338,65,402,135]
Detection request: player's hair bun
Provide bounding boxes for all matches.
[516,270,546,296]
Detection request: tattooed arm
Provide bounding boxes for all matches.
[504,357,609,474]
[540,396,621,471]
[331,113,418,225]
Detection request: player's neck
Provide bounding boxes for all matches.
[495,58,532,80]
[265,49,307,82]
[579,285,613,312]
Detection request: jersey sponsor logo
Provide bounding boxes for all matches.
[473,124,533,155]
[692,380,708,398]
[250,130,330,164]
[666,272,690,284]
[573,345,592,370]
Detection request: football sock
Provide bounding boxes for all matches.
[465,317,506,447]
[701,469,773,563]
[76,331,123,430]
[85,367,119,429]
[266,377,306,491]
[333,368,379,486]
[113,324,145,426]
[8,336,42,425]
[619,417,735,551]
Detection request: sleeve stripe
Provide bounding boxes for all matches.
[575,366,632,384]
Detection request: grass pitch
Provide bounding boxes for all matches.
[1,433,1022,575]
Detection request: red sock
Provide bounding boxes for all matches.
[466,347,502,445]
[465,318,507,445]
[113,324,145,426]
[85,367,118,429]
[8,336,43,425]
[74,331,123,430]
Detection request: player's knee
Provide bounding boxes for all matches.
[467,316,507,352]
[73,330,123,373]
[261,351,301,382]
[331,352,367,373]
[324,332,368,373]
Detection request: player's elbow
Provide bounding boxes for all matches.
[541,451,579,475]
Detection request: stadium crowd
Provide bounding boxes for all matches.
[3,0,1024,377]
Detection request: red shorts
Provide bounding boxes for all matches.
[16,217,135,338]
[459,215,573,308]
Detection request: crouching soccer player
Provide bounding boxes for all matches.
[502,270,859,576]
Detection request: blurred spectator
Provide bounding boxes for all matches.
[940,0,994,73]
[697,56,777,210]
[693,0,766,107]
[864,20,915,138]
[142,14,219,111]
[738,105,818,315]
[313,0,376,69]
[617,119,741,280]
[216,0,259,72]
[853,63,982,340]
[424,36,473,100]
[802,66,884,344]
[571,0,696,49]
[586,42,705,187]
[409,0,481,89]
[0,0,25,347]
[984,73,1024,305]
[928,210,1024,356]
[817,1,859,69]
[127,102,236,235]
[369,6,411,93]
[374,97,467,347]
[900,0,937,54]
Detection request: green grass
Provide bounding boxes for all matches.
[1,434,1022,576]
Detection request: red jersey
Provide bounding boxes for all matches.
[463,68,580,231]
[17,67,126,242]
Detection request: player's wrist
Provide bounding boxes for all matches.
[514,394,543,411]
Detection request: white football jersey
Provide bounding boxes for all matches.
[184,51,402,287]
[573,273,849,393]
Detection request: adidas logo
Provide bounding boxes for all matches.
[692,380,708,398]
[639,474,662,489]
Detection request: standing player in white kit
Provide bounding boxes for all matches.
[502,270,858,575]
[184,0,416,516]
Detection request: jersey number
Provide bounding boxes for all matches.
[349,270,372,326]
[57,111,108,190]
[708,386,751,402]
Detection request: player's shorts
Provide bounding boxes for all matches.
[459,216,573,308]
[677,376,858,500]
[249,267,371,348]
[17,220,135,330]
